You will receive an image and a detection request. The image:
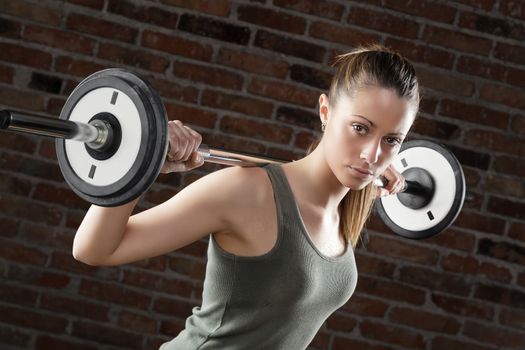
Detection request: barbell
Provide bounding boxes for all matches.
[0,68,466,239]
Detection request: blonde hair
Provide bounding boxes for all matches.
[311,44,420,248]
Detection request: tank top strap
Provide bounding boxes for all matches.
[261,163,302,227]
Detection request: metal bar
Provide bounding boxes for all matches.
[0,110,99,143]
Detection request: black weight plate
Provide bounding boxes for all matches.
[375,140,466,239]
[56,68,168,207]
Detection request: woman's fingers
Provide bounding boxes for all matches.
[376,165,405,197]
[161,120,204,174]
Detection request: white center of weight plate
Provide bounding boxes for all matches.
[64,87,142,187]
[380,147,456,231]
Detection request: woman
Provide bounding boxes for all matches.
[73,44,419,349]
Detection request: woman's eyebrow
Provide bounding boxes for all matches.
[352,114,406,136]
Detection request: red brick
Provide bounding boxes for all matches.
[168,255,206,279]
[33,183,89,209]
[424,228,474,252]
[274,0,344,21]
[0,217,19,237]
[142,30,213,62]
[326,313,357,332]
[333,337,396,350]
[494,42,525,66]
[399,266,471,296]
[118,310,158,333]
[294,131,317,149]
[0,1,61,25]
[71,320,143,348]
[500,0,525,20]
[202,89,274,119]
[79,279,151,309]
[385,37,454,69]
[0,86,46,112]
[173,61,244,90]
[511,114,525,135]
[98,43,169,73]
[354,252,396,278]
[454,0,494,10]
[0,305,68,332]
[108,0,178,28]
[411,116,461,140]
[0,151,63,181]
[478,238,525,265]
[457,55,508,82]
[56,56,106,78]
[0,282,38,307]
[474,283,525,308]
[360,320,426,349]
[148,78,198,103]
[463,320,525,348]
[366,236,439,265]
[454,211,506,235]
[19,222,73,252]
[440,99,509,130]
[220,116,293,144]
[160,0,231,17]
[66,13,137,43]
[8,265,70,289]
[249,77,319,107]
[484,174,525,198]
[423,25,492,55]
[0,42,51,69]
[506,66,525,89]
[40,294,109,321]
[23,25,95,54]
[178,14,250,45]
[0,63,13,83]
[310,329,330,348]
[357,276,426,305]
[509,222,525,242]
[389,306,461,333]
[465,128,525,156]
[459,11,525,41]
[164,103,216,128]
[416,66,474,97]
[310,21,380,49]
[384,0,456,23]
[0,324,30,347]
[500,308,525,330]
[238,5,306,34]
[266,147,300,162]
[432,293,493,320]
[0,17,21,39]
[122,270,193,297]
[35,336,98,350]
[153,297,194,317]
[348,7,419,38]
[217,48,288,78]
[254,30,325,63]
[0,173,31,196]
[341,295,388,317]
[159,319,185,336]
[441,253,512,283]
[431,336,496,350]
[129,255,168,272]
[66,0,104,9]
[0,194,62,225]
[0,239,47,265]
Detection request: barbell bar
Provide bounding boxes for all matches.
[0,68,466,239]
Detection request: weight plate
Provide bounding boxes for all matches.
[56,68,168,207]
[375,140,466,239]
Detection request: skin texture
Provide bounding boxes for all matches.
[73,86,416,265]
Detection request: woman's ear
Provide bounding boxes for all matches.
[319,94,329,123]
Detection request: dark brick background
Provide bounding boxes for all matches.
[0,0,524,349]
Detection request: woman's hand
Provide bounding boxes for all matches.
[160,120,204,174]
[376,164,405,197]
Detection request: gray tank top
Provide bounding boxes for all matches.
[160,163,358,350]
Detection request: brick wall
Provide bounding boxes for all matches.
[0,0,524,349]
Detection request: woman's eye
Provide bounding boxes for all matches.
[352,124,367,134]
[385,137,402,146]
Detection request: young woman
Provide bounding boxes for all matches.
[73,44,419,349]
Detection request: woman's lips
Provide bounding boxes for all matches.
[349,166,373,179]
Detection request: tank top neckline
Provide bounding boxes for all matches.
[267,163,351,262]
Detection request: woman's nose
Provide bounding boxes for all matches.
[360,139,381,164]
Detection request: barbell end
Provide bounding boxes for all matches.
[0,110,11,129]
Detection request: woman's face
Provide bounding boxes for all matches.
[319,85,416,190]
